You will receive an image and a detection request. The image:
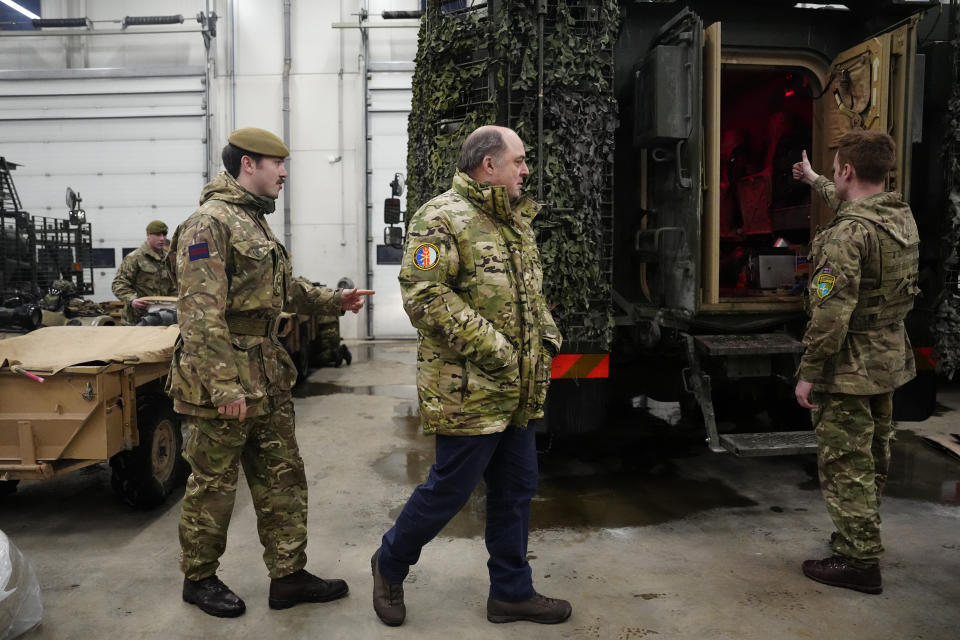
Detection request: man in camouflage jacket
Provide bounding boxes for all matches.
[111,219,176,324]
[371,126,569,627]
[168,127,372,618]
[793,131,919,595]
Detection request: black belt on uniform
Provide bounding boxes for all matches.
[226,315,276,337]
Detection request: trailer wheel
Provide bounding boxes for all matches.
[110,395,187,508]
[0,480,19,497]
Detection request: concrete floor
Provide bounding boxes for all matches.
[3,340,959,640]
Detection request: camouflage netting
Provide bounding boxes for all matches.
[406,0,620,350]
[933,34,960,377]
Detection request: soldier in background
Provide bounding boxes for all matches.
[111,220,176,324]
[168,127,373,618]
[370,126,569,626]
[792,131,919,595]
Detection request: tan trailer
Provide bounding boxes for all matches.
[0,326,185,507]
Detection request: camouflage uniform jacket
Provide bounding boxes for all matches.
[111,242,176,324]
[166,172,341,419]
[401,170,561,436]
[799,176,919,394]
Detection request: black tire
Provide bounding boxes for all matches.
[110,395,188,508]
[0,479,19,497]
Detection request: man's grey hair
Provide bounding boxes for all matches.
[456,128,506,173]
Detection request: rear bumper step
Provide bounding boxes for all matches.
[719,431,817,456]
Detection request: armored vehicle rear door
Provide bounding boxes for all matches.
[633,8,704,314]
[813,18,919,227]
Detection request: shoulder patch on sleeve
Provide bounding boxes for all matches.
[815,272,836,298]
[188,242,210,261]
[412,243,440,270]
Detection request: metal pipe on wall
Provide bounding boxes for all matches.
[362,0,373,338]
[337,0,347,247]
[231,0,237,131]
[282,0,292,249]
[203,0,214,181]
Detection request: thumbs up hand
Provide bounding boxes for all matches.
[792,149,819,185]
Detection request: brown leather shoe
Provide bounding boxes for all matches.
[268,569,349,609]
[802,555,882,595]
[487,593,572,624]
[182,576,246,618]
[371,549,405,626]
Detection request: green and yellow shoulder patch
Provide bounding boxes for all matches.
[815,272,836,298]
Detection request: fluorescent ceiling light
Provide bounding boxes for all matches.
[1,0,40,20]
[794,2,849,8]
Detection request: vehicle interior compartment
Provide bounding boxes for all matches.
[716,66,818,302]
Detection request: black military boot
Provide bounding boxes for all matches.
[487,593,572,624]
[268,569,349,609]
[371,549,405,626]
[182,576,246,618]
[802,555,882,594]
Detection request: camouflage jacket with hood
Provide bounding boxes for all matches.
[111,242,176,324]
[166,172,341,420]
[799,176,919,395]
[401,170,561,436]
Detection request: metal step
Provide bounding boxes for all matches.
[719,431,817,457]
[695,333,804,357]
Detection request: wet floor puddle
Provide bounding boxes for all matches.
[884,430,960,505]
[293,381,417,400]
[306,358,960,532]
[372,416,758,537]
[371,422,960,538]
[375,456,757,537]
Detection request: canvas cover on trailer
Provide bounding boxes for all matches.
[0,326,178,374]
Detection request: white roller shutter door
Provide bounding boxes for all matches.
[0,67,207,301]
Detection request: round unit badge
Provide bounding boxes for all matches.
[413,243,440,270]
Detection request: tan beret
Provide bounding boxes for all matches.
[146,220,168,234]
[228,127,289,158]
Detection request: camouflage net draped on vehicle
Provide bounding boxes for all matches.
[406,0,620,350]
[933,34,960,377]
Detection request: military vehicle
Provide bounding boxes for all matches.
[1,158,186,507]
[0,327,186,508]
[404,0,953,455]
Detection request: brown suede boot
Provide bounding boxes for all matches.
[802,555,882,595]
[371,549,405,626]
[487,593,572,624]
[268,569,349,609]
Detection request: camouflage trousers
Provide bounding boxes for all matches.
[179,399,308,580]
[812,391,895,566]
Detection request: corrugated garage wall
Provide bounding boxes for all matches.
[0,67,207,300]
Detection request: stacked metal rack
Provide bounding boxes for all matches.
[0,157,93,301]
[0,157,37,299]
[34,215,94,295]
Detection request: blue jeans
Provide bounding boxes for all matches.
[378,425,538,602]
